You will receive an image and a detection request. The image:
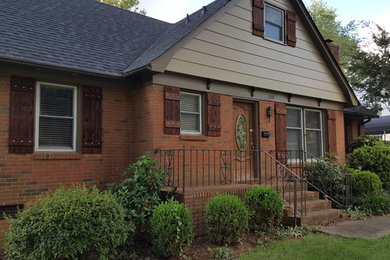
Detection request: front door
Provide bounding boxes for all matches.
[233,101,255,182]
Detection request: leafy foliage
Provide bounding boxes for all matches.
[304,156,350,207]
[5,186,130,260]
[349,142,390,189]
[244,185,284,231]
[208,247,231,259]
[306,0,360,73]
[346,207,371,220]
[346,136,384,154]
[97,0,146,14]
[349,24,390,109]
[108,153,167,239]
[205,194,249,245]
[350,169,383,196]
[150,200,194,257]
[359,194,390,215]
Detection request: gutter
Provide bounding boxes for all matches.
[0,57,124,79]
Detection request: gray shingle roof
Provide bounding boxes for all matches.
[0,0,230,77]
[365,116,390,135]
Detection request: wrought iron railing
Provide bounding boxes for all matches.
[154,148,351,222]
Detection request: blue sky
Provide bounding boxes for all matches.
[139,0,390,29]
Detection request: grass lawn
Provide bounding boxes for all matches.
[240,233,390,260]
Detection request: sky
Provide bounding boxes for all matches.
[138,0,390,29]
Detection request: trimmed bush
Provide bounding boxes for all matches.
[244,185,283,231]
[350,169,383,196]
[108,153,167,239]
[360,194,390,215]
[151,200,194,257]
[349,142,390,189]
[205,194,249,245]
[5,186,131,260]
[304,157,350,207]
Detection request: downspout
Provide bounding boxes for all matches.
[358,118,371,136]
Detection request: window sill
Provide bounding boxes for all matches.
[179,135,207,142]
[263,36,287,46]
[33,153,81,160]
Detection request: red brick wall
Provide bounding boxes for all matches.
[0,75,132,234]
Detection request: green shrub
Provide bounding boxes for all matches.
[349,142,390,189]
[346,135,384,154]
[205,194,249,245]
[108,153,167,238]
[360,194,390,215]
[151,200,194,257]
[346,207,372,220]
[5,186,130,260]
[304,157,350,207]
[244,185,283,231]
[350,169,383,196]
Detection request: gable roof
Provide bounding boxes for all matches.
[0,0,171,76]
[0,0,358,106]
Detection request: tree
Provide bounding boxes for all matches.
[349,25,390,110]
[306,0,359,74]
[97,0,146,15]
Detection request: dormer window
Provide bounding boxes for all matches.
[265,4,284,42]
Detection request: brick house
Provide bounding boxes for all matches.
[0,0,362,233]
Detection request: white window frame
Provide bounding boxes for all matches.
[35,82,77,152]
[286,107,324,159]
[264,3,285,43]
[180,92,202,135]
[304,109,324,158]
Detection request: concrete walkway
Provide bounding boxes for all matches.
[322,215,390,239]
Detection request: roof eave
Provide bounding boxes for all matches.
[0,57,123,79]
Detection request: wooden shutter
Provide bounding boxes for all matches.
[275,103,287,162]
[164,87,181,135]
[82,86,102,154]
[252,0,264,37]
[9,76,35,154]
[286,10,297,47]
[207,93,221,137]
[327,110,337,155]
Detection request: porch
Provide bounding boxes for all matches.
[155,148,351,232]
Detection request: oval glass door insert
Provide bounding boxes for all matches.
[236,115,247,150]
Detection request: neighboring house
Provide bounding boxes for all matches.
[365,115,390,141]
[0,0,361,232]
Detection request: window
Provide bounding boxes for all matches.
[265,4,284,42]
[180,92,202,134]
[35,82,77,151]
[287,107,323,158]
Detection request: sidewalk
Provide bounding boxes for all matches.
[322,215,390,239]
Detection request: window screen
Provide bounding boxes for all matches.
[37,84,76,150]
[180,92,202,134]
[265,4,284,42]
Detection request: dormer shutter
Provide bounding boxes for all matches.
[252,0,264,37]
[207,93,221,137]
[9,76,35,154]
[164,87,181,135]
[82,86,102,154]
[286,10,297,47]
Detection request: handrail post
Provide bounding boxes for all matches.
[294,177,297,227]
[182,147,186,193]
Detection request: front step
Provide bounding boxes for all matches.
[271,180,345,226]
[287,199,332,214]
